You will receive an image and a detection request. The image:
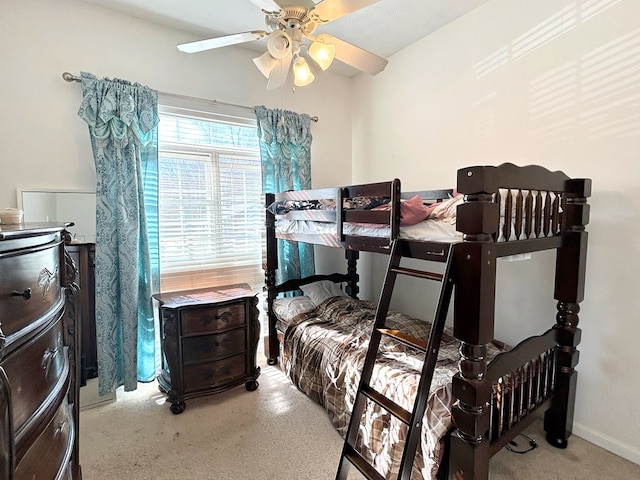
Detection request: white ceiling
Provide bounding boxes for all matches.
[78,0,490,76]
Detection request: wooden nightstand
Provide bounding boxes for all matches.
[154,284,260,414]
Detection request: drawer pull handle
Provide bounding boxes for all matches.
[204,311,232,325]
[12,288,32,299]
[42,347,59,378]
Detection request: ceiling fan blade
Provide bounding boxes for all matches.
[177,31,267,53]
[266,53,293,90]
[310,0,380,24]
[249,0,315,10]
[248,0,281,11]
[278,0,316,8]
[328,35,388,75]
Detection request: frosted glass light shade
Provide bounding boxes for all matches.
[253,51,278,78]
[309,39,335,70]
[293,57,315,86]
[267,31,292,59]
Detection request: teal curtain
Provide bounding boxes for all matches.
[78,72,160,395]
[255,105,315,284]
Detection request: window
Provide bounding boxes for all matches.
[157,97,263,292]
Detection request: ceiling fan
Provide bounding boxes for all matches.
[177,0,388,89]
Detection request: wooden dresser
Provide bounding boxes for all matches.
[154,284,260,414]
[0,224,81,479]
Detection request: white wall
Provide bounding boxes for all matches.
[352,0,640,465]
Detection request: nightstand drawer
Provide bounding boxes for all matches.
[181,303,246,335]
[183,353,247,391]
[182,329,246,363]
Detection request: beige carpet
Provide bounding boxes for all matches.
[80,359,640,479]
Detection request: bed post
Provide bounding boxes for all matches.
[544,178,591,448]
[449,166,500,480]
[264,193,279,366]
[345,249,359,299]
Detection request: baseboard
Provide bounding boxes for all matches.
[573,422,640,466]
[80,377,117,411]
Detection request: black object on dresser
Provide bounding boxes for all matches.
[154,284,261,414]
[0,223,82,479]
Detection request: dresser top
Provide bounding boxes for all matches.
[154,283,256,308]
[0,222,70,240]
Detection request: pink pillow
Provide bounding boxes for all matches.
[372,195,431,226]
[400,195,432,226]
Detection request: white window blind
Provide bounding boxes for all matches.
[157,98,263,292]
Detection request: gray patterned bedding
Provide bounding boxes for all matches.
[279,296,506,479]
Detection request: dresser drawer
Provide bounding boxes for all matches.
[14,400,74,480]
[2,315,68,437]
[182,329,246,364]
[181,303,246,335]
[183,353,247,392]
[0,238,63,341]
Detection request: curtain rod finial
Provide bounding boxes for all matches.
[62,72,81,82]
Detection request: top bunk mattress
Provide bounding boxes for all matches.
[272,190,465,245]
[275,216,462,243]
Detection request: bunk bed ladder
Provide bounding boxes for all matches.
[336,239,456,480]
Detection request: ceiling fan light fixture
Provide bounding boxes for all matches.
[253,51,279,78]
[175,1,388,91]
[293,56,315,87]
[308,35,336,71]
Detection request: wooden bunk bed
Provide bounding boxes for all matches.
[263,163,591,480]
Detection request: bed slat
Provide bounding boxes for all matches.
[524,191,533,238]
[378,328,427,352]
[389,266,443,281]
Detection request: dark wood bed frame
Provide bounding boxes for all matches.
[264,163,591,480]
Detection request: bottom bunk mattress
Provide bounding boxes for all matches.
[277,295,506,479]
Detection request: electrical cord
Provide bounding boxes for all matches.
[505,433,538,454]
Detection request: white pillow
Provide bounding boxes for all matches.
[428,194,463,224]
[300,280,347,306]
[272,296,316,321]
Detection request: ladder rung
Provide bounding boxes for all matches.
[361,385,412,424]
[343,444,385,480]
[378,328,427,352]
[390,266,443,281]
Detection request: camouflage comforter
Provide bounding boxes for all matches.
[280,296,508,479]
